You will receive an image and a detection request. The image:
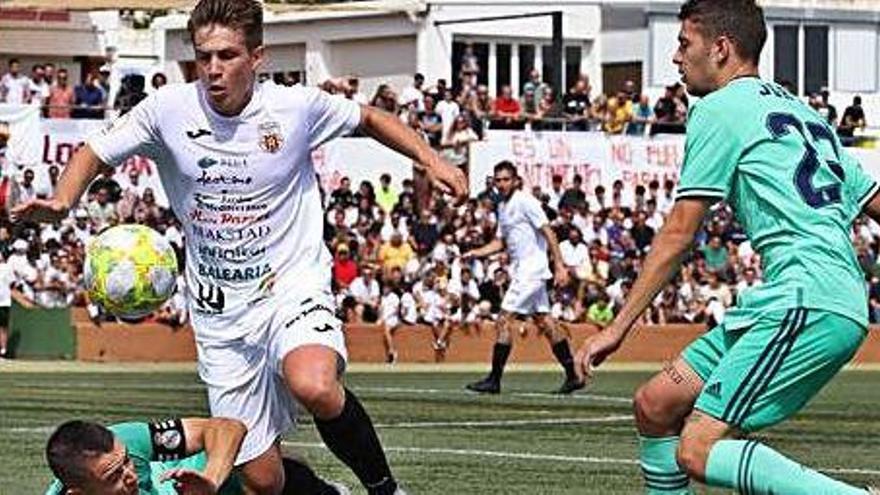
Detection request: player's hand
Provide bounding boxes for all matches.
[10,198,70,224]
[160,468,219,495]
[574,326,625,383]
[425,157,468,205]
[554,264,570,288]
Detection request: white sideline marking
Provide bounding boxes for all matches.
[5,416,632,435]
[355,386,633,404]
[373,415,633,429]
[8,427,879,477]
[283,441,640,466]
[282,442,880,477]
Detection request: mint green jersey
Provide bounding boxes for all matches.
[46,422,243,495]
[676,77,877,328]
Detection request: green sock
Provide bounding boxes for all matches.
[705,439,866,495]
[639,436,692,494]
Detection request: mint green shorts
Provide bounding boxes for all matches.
[682,308,866,433]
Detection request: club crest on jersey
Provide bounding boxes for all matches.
[258,120,284,153]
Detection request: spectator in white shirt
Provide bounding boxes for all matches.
[734,266,762,298]
[399,73,425,112]
[435,89,461,140]
[35,252,72,308]
[446,266,481,328]
[547,174,565,211]
[19,168,37,203]
[349,265,381,323]
[8,239,37,301]
[560,228,589,273]
[0,59,30,104]
[431,232,459,265]
[29,64,50,108]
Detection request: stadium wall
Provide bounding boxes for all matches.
[67,316,880,364]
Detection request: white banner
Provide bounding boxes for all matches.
[38,119,171,207]
[469,131,685,199]
[312,137,413,194]
[0,104,42,169]
[470,130,880,201]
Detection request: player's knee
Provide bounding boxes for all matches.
[633,384,675,434]
[289,375,343,419]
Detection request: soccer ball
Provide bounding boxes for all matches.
[85,224,179,319]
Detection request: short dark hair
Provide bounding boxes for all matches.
[9,58,19,66]
[188,0,263,51]
[678,0,767,65]
[493,160,518,177]
[46,421,115,487]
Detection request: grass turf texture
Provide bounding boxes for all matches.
[1,364,878,494]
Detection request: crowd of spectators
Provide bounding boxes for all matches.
[1,53,870,146]
[2,152,880,362]
[1,57,879,362]
[0,162,187,334]
[0,58,169,119]
[322,169,880,363]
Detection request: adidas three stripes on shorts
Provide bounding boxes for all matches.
[682,308,866,433]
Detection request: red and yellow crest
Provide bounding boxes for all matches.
[258,120,284,153]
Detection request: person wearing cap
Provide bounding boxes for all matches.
[8,238,36,301]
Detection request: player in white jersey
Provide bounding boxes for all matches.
[462,161,584,394]
[12,1,467,494]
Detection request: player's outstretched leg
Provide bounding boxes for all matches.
[284,345,402,495]
[678,411,867,495]
[466,310,515,394]
[633,359,703,494]
[534,313,583,394]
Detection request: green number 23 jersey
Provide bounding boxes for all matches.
[676,77,878,329]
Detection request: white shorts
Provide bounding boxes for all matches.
[196,292,348,465]
[501,279,550,315]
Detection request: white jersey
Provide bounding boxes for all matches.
[88,81,361,343]
[497,190,551,281]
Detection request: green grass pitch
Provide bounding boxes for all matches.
[2,363,878,494]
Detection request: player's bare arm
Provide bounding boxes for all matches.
[359,104,467,202]
[575,198,710,380]
[11,144,105,223]
[159,417,247,493]
[539,224,569,287]
[463,238,505,259]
